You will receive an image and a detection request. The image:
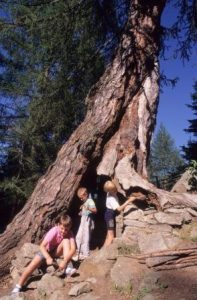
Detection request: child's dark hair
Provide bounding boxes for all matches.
[55,213,72,228]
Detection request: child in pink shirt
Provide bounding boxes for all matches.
[12,213,76,294]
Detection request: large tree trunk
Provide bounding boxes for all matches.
[0,0,196,278]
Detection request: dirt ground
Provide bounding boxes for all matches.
[0,275,12,297]
[1,264,197,300]
[1,239,197,300]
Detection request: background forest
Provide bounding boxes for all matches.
[0,0,196,231]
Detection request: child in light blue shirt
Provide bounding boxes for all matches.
[74,187,97,260]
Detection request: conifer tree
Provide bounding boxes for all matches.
[148,123,185,190]
[0,0,129,218]
[182,81,197,161]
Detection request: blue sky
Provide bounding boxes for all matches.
[156,2,197,150]
[157,55,196,150]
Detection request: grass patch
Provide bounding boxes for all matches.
[157,282,168,290]
[112,282,133,297]
[118,243,140,256]
[179,222,197,242]
[133,287,152,300]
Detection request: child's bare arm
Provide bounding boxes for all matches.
[82,203,97,214]
[116,196,136,212]
[87,206,97,214]
[40,240,53,265]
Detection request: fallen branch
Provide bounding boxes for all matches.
[154,261,197,271]
[118,248,197,259]
[118,247,197,270]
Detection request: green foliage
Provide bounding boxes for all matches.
[134,287,152,300]
[182,81,197,161]
[148,123,185,190]
[188,160,197,191]
[0,1,129,222]
[118,244,140,255]
[0,1,196,225]
[112,282,133,297]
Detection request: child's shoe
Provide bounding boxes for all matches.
[11,284,22,294]
[65,266,77,277]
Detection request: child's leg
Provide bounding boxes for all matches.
[76,216,86,253]
[54,239,75,269]
[80,217,91,257]
[18,255,43,287]
[104,229,115,246]
[54,240,76,276]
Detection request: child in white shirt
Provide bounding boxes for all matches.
[103,180,136,246]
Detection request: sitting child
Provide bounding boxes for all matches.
[12,213,76,294]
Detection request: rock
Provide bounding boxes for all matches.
[163,208,192,223]
[47,290,68,300]
[143,214,157,224]
[122,227,140,242]
[116,213,124,237]
[171,170,191,193]
[143,209,157,216]
[78,244,117,279]
[0,296,25,300]
[148,224,172,233]
[111,257,146,296]
[141,294,156,300]
[76,294,100,300]
[90,242,119,262]
[110,257,135,289]
[11,257,31,270]
[10,243,40,281]
[79,259,114,279]
[15,243,40,259]
[124,220,147,228]
[138,232,168,253]
[10,267,21,283]
[139,271,160,291]
[154,212,183,226]
[164,235,180,249]
[181,211,192,223]
[164,208,186,214]
[46,265,56,274]
[37,273,64,296]
[190,226,197,240]
[86,277,97,284]
[68,282,92,296]
[123,204,138,214]
[124,209,144,220]
[145,255,179,267]
[187,208,197,217]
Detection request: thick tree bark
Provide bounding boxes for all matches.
[0,0,196,278]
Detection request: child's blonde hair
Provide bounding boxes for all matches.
[56,213,72,228]
[103,181,117,193]
[77,187,88,198]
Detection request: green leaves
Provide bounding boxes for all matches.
[182,81,197,161]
